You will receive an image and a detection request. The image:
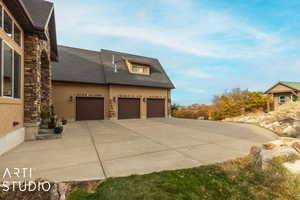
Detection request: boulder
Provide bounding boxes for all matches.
[50,184,59,200]
[293,120,300,128]
[291,142,300,153]
[249,145,262,157]
[58,183,67,200]
[283,160,300,174]
[283,126,298,137]
[257,146,298,170]
[295,112,300,121]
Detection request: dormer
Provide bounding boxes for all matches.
[124,57,151,76]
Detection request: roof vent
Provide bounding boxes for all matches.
[112,55,118,73]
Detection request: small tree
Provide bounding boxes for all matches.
[211,88,271,120]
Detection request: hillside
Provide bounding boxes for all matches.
[224,102,300,137]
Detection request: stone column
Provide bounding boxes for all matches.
[167,90,172,118]
[24,35,41,140]
[23,35,52,140]
[41,51,52,108]
[108,98,117,120]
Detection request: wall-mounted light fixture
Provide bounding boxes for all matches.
[13,121,19,127]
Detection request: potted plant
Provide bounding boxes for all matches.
[62,118,68,125]
[48,114,57,129]
[54,120,64,134]
[41,106,50,126]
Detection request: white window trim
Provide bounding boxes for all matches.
[131,64,150,75]
[0,3,23,48]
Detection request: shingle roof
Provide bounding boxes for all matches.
[52,46,175,89]
[100,49,175,89]
[281,82,300,91]
[8,0,59,61]
[19,0,53,30]
[52,46,106,84]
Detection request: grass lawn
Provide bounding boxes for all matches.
[67,155,300,200]
[1,155,299,200]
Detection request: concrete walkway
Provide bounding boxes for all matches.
[0,118,277,182]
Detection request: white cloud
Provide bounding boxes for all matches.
[55,0,295,60]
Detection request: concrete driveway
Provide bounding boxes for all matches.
[0,118,277,182]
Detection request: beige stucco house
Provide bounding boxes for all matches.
[265,82,300,110]
[0,0,174,156]
[0,0,58,155]
[52,46,174,121]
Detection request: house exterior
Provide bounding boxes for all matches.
[0,0,174,156]
[52,46,175,121]
[0,0,58,155]
[265,82,300,110]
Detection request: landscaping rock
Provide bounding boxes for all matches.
[257,146,298,170]
[283,160,300,174]
[249,145,261,157]
[224,102,300,136]
[251,138,300,171]
[291,142,300,153]
[50,184,59,200]
[58,183,67,200]
[283,126,298,137]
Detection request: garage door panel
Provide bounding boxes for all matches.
[76,97,104,121]
[118,98,140,120]
[147,99,165,118]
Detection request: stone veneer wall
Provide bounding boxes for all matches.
[23,34,52,140]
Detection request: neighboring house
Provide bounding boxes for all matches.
[265,82,300,109]
[52,46,175,121]
[0,0,58,155]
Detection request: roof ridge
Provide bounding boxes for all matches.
[59,45,100,54]
[101,49,156,60]
[281,81,300,83]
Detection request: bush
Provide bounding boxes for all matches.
[212,88,271,120]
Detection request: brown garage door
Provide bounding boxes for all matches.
[147,99,165,118]
[118,98,140,119]
[76,97,104,121]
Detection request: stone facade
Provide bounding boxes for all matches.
[108,99,116,119]
[23,34,52,140]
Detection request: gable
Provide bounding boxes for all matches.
[266,83,295,94]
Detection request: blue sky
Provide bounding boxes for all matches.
[53,0,300,105]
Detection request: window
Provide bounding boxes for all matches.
[0,5,2,29]
[131,63,150,75]
[0,6,22,47]
[0,39,1,95]
[4,11,12,38]
[279,96,286,104]
[14,51,21,98]
[14,24,21,46]
[0,41,21,99]
[3,42,13,97]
